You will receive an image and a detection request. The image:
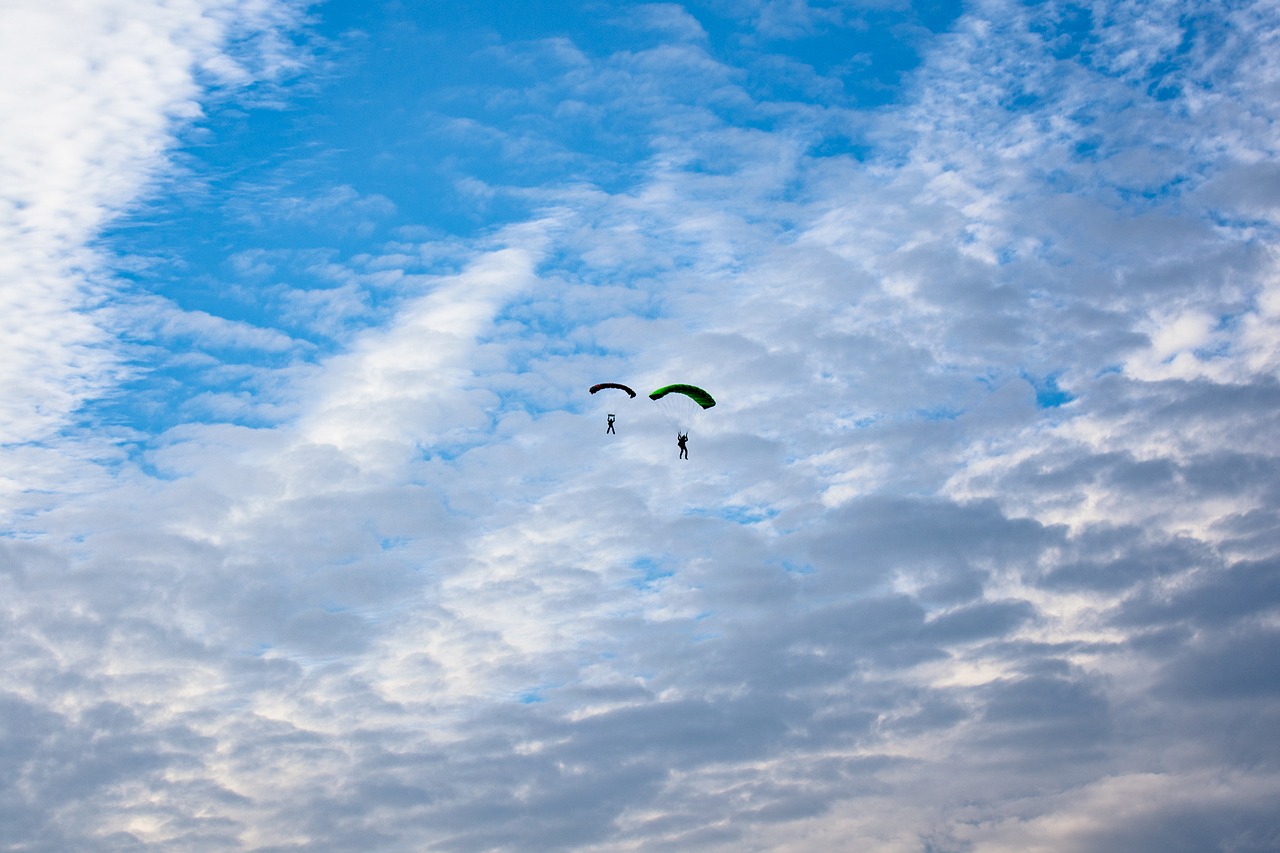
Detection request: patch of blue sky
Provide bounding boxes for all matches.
[673,611,718,641]
[170,2,945,243]
[774,559,815,576]
[1114,172,1194,205]
[975,371,1002,391]
[81,0,974,447]
[486,387,568,420]
[489,295,595,341]
[828,404,883,430]
[92,440,179,482]
[117,3,931,286]
[1028,1,1097,62]
[806,135,873,162]
[1072,138,1102,159]
[104,236,429,350]
[419,438,489,464]
[482,288,658,392]
[1192,341,1232,361]
[690,0,962,108]
[482,363,600,422]
[310,7,664,199]
[87,190,443,438]
[1043,0,1226,100]
[93,17,568,313]
[683,504,779,526]
[628,556,674,591]
[1000,88,1043,112]
[1214,311,1244,333]
[1022,371,1075,409]
[89,326,302,426]
[317,0,963,201]
[534,246,679,293]
[1146,62,1184,102]
[342,0,619,53]
[910,406,964,422]
[1140,8,1221,103]
[0,517,43,540]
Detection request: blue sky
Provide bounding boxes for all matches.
[3,0,1280,850]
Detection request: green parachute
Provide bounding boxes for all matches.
[649,384,715,436]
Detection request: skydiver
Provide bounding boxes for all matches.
[606,413,616,434]
[677,432,688,460]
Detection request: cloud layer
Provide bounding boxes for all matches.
[3,0,1280,850]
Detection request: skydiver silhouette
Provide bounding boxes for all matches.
[606,413,616,434]
[677,432,688,459]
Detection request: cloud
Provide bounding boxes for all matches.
[0,0,309,447]
[3,0,1280,850]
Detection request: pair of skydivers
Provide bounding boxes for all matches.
[605,413,688,459]
[592,382,713,460]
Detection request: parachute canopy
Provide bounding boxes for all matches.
[649,384,715,435]
[648,384,715,408]
[589,383,637,398]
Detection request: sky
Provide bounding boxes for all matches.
[2,0,1280,850]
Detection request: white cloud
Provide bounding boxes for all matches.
[3,0,1280,850]
[0,0,307,446]
[618,4,710,42]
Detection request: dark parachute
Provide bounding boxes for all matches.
[591,383,636,434]
[589,383,637,398]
